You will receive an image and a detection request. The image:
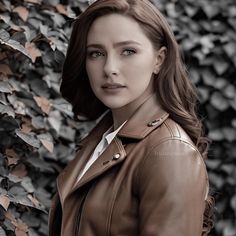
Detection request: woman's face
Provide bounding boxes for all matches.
[86,13,165,111]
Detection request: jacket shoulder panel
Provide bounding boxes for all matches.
[145,117,195,150]
[163,118,194,142]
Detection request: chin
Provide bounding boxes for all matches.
[95,93,133,109]
[103,103,125,109]
[101,100,128,110]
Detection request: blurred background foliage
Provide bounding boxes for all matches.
[0,0,235,235]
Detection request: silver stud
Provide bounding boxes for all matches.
[113,153,121,160]
[147,119,161,127]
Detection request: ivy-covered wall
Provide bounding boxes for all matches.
[0,0,235,235]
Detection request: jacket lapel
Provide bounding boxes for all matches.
[72,136,126,191]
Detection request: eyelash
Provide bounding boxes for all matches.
[87,49,136,58]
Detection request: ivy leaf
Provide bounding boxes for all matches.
[5,149,19,166]
[208,128,224,141]
[0,81,14,93]
[24,0,42,4]
[37,133,54,153]
[13,6,29,22]
[0,29,31,59]
[25,42,41,63]
[33,96,51,114]
[15,129,40,148]
[0,226,7,236]
[201,2,220,18]
[222,127,236,142]
[212,57,229,75]
[26,157,54,173]
[0,104,15,118]
[0,195,10,211]
[21,177,35,193]
[0,64,13,75]
[210,92,229,111]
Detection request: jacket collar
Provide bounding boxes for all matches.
[117,93,169,139]
[57,94,169,206]
[79,93,169,145]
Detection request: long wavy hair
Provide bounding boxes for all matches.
[60,0,214,232]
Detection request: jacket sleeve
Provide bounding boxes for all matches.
[136,139,208,236]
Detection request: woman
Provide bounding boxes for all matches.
[49,0,214,235]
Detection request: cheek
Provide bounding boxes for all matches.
[85,67,97,94]
[125,55,155,75]
[86,62,101,84]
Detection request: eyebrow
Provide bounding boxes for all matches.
[86,40,142,48]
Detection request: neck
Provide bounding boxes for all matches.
[111,93,154,130]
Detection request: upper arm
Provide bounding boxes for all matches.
[136,139,208,236]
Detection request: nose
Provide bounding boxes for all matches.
[103,54,119,77]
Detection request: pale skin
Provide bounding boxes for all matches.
[86,14,166,130]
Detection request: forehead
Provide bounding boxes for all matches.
[86,13,151,45]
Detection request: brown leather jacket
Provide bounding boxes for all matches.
[48,94,210,236]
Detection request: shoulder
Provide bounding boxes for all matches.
[135,118,208,195]
[137,117,206,176]
[146,117,197,151]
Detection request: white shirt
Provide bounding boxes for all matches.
[77,120,127,183]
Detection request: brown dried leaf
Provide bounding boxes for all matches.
[10,163,27,177]
[0,194,10,211]
[5,210,16,222]
[27,194,40,208]
[15,227,28,236]
[40,139,54,153]
[5,149,19,166]
[0,64,13,75]
[25,42,41,63]
[0,72,8,81]
[21,117,33,133]
[0,52,7,61]
[55,4,68,16]
[33,96,51,114]
[13,220,28,236]
[13,6,29,22]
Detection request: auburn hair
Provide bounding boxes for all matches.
[60,0,214,232]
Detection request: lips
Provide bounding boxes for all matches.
[102,83,126,89]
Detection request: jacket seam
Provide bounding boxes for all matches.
[175,122,181,137]
[165,119,181,138]
[163,121,174,137]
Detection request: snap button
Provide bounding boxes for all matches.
[113,153,121,160]
[147,119,161,127]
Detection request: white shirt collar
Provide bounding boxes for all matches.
[102,120,128,145]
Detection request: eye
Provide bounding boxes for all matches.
[87,51,104,58]
[122,49,136,56]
